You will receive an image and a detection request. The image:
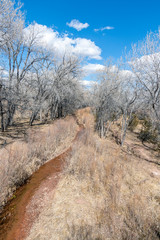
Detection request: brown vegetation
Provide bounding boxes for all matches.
[0,116,78,209]
[26,109,160,240]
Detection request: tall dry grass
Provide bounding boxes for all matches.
[27,109,160,240]
[0,117,78,209]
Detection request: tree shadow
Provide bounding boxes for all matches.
[0,120,51,149]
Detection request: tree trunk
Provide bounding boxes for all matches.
[29,110,38,126]
[40,108,43,123]
[57,103,63,118]
[106,120,112,136]
[7,103,15,126]
[121,112,127,146]
[0,102,4,132]
[100,119,105,138]
[50,103,57,120]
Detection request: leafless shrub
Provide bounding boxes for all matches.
[0,117,78,209]
[27,110,160,240]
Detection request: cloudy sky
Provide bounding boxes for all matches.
[22,0,160,83]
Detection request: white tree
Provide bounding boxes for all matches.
[25,55,84,126]
[129,29,160,129]
[0,1,50,129]
[94,60,138,145]
[51,56,83,119]
[118,72,137,145]
[95,61,122,138]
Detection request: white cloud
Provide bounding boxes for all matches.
[83,63,105,75]
[66,19,89,31]
[73,39,101,60]
[119,69,134,78]
[94,26,114,32]
[24,23,101,60]
[129,52,160,68]
[82,64,134,80]
[80,80,97,87]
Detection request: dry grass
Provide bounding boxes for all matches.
[26,109,160,240]
[0,117,78,209]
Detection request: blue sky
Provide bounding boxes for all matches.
[22,0,160,82]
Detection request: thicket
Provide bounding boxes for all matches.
[0,117,78,209]
[93,30,160,146]
[26,109,160,240]
[0,0,85,131]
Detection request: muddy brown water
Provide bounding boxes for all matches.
[0,124,84,240]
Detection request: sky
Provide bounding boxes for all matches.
[21,0,160,83]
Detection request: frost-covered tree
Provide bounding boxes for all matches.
[129,30,160,129]
[94,61,137,145]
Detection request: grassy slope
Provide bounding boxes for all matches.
[0,116,78,209]
[27,108,160,240]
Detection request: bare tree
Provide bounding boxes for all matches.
[95,61,121,138]
[25,58,52,125]
[25,55,84,126]
[0,0,23,48]
[0,1,50,130]
[94,30,160,145]
[94,60,138,145]
[118,73,137,145]
[50,56,83,119]
[129,29,160,130]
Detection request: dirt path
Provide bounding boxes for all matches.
[0,124,84,240]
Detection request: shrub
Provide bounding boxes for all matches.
[27,125,160,240]
[0,117,78,209]
[138,118,158,143]
[128,114,139,132]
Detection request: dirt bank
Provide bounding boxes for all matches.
[0,123,83,240]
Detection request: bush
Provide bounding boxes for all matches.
[139,129,158,144]
[26,110,160,240]
[0,117,78,209]
[128,114,139,132]
[138,118,158,143]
